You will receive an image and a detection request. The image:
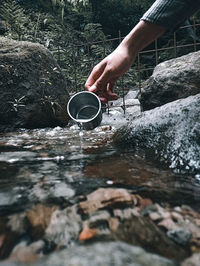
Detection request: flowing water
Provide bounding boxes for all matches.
[1,124,200,264]
[0,124,200,216]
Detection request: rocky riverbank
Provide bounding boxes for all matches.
[0,39,200,265]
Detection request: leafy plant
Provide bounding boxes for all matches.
[83,23,105,43]
[8,96,26,112]
[37,0,89,23]
[40,95,63,116]
[0,0,29,40]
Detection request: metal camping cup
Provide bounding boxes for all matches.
[67,91,102,130]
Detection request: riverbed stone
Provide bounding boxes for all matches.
[0,37,70,131]
[114,216,188,262]
[30,180,75,203]
[44,205,82,246]
[167,228,192,246]
[181,253,200,266]
[113,93,200,175]
[26,204,58,240]
[139,51,200,110]
[8,240,44,263]
[0,241,177,266]
[78,188,139,214]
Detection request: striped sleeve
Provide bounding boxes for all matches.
[141,0,200,29]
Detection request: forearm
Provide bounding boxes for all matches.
[119,20,166,64]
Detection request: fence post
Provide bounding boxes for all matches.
[72,44,78,93]
[137,53,141,94]
[155,39,158,65]
[193,18,197,52]
[173,32,177,58]
[103,38,106,58]
[57,45,61,65]
[119,30,126,115]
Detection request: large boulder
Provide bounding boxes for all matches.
[0,37,70,131]
[139,51,200,111]
[113,93,200,175]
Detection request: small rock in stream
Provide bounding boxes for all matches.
[26,204,58,240]
[44,205,82,246]
[0,241,177,266]
[182,253,200,266]
[9,240,44,263]
[167,228,192,246]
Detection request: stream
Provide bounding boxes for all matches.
[1,125,200,213]
[0,121,200,265]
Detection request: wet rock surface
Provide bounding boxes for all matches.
[0,37,70,131]
[139,51,200,111]
[114,93,200,175]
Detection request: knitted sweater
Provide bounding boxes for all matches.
[141,0,200,29]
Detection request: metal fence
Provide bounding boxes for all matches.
[58,20,200,113]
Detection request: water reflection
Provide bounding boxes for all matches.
[83,150,200,207]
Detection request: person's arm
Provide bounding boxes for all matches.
[85,0,200,103]
[85,20,166,103]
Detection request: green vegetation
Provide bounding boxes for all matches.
[0,0,200,93]
[0,0,29,40]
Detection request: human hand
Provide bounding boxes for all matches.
[85,20,166,103]
[85,43,135,103]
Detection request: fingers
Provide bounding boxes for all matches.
[98,96,108,103]
[85,56,114,92]
[85,61,106,92]
[106,80,118,100]
[97,82,118,103]
[85,58,119,103]
[99,93,118,103]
